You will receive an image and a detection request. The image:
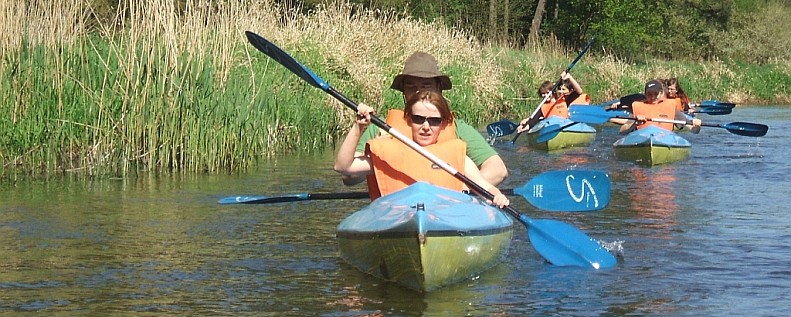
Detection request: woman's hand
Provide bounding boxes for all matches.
[355,103,375,129]
[489,188,510,208]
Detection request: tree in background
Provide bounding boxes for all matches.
[87,0,791,63]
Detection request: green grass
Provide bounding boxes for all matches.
[2,0,790,180]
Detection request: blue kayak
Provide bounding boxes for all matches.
[336,182,514,292]
[613,125,691,166]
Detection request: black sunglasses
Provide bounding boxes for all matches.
[410,114,444,126]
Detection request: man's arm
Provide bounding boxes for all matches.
[342,125,380,186]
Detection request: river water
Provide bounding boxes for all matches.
[1,106,788,316]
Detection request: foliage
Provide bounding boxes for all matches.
[3,0,791,179]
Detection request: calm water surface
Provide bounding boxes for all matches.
[1,106,789,316]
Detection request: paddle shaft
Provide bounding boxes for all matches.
[221,189,519,205]
[511,37,595,143]
[534,99,620,143]
[615,115,767,136]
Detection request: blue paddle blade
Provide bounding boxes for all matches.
[524,217,618,269]
[515,170,611,212]
[487,119,518,137]
[568,106,631,124]
[535,124,565,143]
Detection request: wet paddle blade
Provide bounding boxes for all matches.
[720,122,769,137]
[515,170,611,212]
[487,119,518,137]
[524,217,617,269]
[219,194,309,204]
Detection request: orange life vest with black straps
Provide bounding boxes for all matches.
[540,93,590,119]
[632,99,678,131]
[364,110,465,200]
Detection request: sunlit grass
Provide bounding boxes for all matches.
[1,0,789,180]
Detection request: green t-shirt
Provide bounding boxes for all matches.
[354,118,498,167]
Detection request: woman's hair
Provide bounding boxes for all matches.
[665,78,686,95]
[537,80,553,96]
[404,90,454,124]
[665,77,692,107]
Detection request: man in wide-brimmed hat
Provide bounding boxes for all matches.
[342,51,508,186]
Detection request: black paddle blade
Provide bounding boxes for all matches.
[722,122,769,137]
[487,120,518,137]
[245,31,328,90]
[696,106,732,115]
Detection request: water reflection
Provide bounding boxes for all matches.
[624,166,680,232]
[0,107,789,315]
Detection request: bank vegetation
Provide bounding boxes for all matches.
[1,0,790,179]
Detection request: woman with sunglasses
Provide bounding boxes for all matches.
[334,90,509,207]
[343,51,508,187]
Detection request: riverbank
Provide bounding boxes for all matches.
[2,0,789,179]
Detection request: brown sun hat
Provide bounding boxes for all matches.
[390,52,452,92]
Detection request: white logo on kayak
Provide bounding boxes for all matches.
[566,175,599,207]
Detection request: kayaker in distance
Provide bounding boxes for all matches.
[334,90,510,208]
[612,79,702,134]
[516,71,590,133]
[665,77,696,114]
[341,52,508,187]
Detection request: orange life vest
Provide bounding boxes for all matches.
[632,99,678,131]
[364,110,464,200]
[569,93,591,105]
[541,97,569,119]
[669,97,685,112]
[540,93,590,119]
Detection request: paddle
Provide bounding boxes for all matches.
[220,170,609,212]
[568,106,769,137]
[700,100,736,108]
[244,30,616,269]
[606,95,731,116]
[487,119,519,139]
[533,99,620,143]
[695,106,732,115]
[510,37,596,143]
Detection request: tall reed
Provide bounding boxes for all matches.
[1,0,789,180]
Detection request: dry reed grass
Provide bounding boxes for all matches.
[1,0,788,179]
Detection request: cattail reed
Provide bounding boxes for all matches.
[0,0,778,180]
